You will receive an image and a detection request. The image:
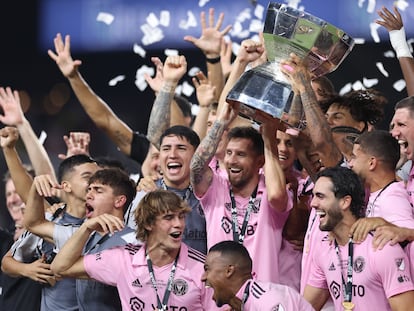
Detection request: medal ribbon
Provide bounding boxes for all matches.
[334,238,354,305]
[240,280,251,311]
[229,185,258,244]
[146,251,179,311]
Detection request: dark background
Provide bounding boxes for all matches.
[0,0,411,229]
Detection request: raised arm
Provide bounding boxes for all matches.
[24,177,60,244]
[377,6,414,96]
[280,54,343,167]
[146,55,187,149]
[48,33,135,156]
[0,87,56,180]
[260,120,288,211]
[184,8,232,101]
[58,131,91,160]
[51,214,124,279]
[190,101,237,197]
[191,71,216,140]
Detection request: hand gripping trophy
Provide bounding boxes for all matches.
[226,2,354,129]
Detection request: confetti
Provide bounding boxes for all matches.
[363,77,378,88]
[96,12,114,25]
[181,80,195,97]
[198,0,210,7]
[133,44,146,58]
[38,131,47,145]
[376,62,389,77]
[179,11,197,30]
[108,75,126,86]
[164,49,179,56]
[393,79,406,92]
[369,23,381,43]
[159,10,170,27]
[146,12,159,28]
[188,67,201,77]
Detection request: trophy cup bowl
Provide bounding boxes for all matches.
[226,2,355,127]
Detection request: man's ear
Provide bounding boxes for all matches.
[340,194,352,211]
[226,264,236,278]
[60,180,71,193]
[115,195,127,209]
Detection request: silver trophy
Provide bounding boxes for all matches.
[226,2,354,127]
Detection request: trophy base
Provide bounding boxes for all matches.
[226,69,294,124]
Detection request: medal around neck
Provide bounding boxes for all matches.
[342,301,355,310]
[226,2,354,128]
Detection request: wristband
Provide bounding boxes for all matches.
[206,56,221,64]
[389,27,413,59]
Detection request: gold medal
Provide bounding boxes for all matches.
[342,301,355,311]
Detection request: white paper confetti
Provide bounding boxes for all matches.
[179,11,198,30]
[175,85,183,95]
[108,75,126,86]
[393,79,406,92]
[354,38,366,45]
[181,81,195,97]
[370,23,381,43]
[133,44,146,58]
[146,12,159,28]
[38,130,47,145]
[376,62,389,77]
[164,49,179,56]
[96,12,114,25]
[141,24,164,46]
[135,79,148,91]
[135,65,155,91]
[159,10,170,27]
[352,80,365,90]
[339,83,352,95]
[395,0,409,11]
[188,67,201,77]
[191,104,200,116]
[286,0,301,9]
[383,50,395,58]
[366,0,376,13]
[232,42,241,56]
[254,4,264,20]
[363,77,378,88]
[198,0,210,7]
[236,9,251,23]
[249,19,263,33]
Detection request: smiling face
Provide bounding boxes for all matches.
[159,135,195,189]
[276,130,296,172]
[390,108,414,161]
[224,138,264,191]
[5,178,25,239]
[146,210,186,252]
[311,176,344,232]
[201,251,234,307]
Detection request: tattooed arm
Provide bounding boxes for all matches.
[146,55,188,149]
[281,54,343,167]
[190,102,238,197]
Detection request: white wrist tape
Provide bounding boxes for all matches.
[389,27,413,59]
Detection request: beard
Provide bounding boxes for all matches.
[319,207,343,232]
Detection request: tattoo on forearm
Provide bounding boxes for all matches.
[147,90,173,147]
[190,121,225,185]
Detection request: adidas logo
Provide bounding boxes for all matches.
[132,278,142,287]
[328,263,336,271]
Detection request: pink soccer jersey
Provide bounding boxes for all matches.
[235,279,314,311]
[406,165,414,206]
[366,181,414,228]
[197,173,292,283]
[307,234,414,310]
[83,243,219,311]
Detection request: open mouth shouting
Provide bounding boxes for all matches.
[85,203,94,218]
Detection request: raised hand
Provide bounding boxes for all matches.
[144,57,164,94]
[33,174,62,198]
[58,131,91,160]
[0,87,24,126]
[48,33,82,78]
[192,71,216,108]
[162,55,187,88]
[184,8,232,57]
[236,39,265,65]
[376,6,403,31]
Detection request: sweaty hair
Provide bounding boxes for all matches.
[134,189,191,242]
[88,168,136,213]
[227,126,264,156]
[57,154,96,183]
[395,96,414,118]
[320,89,387,126]
[354,130,400,171]
[160,125,200,150]
[316,167,365,219]
[209,240,252,272]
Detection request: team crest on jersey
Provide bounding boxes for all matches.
[271,304,285,311]
[172,279,188,296]
[395,258,406,271]
[129,296,145,311]
[354,256,365,273]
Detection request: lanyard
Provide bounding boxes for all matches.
[161,179,193,201]
[229,185,258,244]
[146,251,179,311]
[240,280,251,311]
[334,238,354,305]
[368,180,396,216]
